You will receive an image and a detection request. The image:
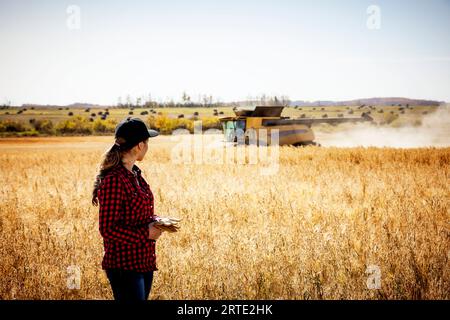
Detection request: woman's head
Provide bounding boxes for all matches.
[106,136,149,166]
[119,137,149,162]
[91,118,158,206]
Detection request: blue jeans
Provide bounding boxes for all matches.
[105,269,154,301]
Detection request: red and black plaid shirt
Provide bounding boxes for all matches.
[97,163,159,272]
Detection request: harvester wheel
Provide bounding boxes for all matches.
[294,141,321,147]
[233,136,249,145]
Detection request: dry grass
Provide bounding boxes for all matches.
[0,136,448,299]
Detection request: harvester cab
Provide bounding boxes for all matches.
[219,106,373,146]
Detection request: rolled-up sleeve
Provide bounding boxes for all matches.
[98,175,148,244]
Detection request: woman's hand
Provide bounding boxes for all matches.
[149,222,163,240]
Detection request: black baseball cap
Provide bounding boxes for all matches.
[114,117,159,149]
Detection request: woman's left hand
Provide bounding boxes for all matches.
[148,222,163,240]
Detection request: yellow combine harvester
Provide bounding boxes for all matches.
[219,106,373,146]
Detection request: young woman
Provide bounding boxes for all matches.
[91,117,162,301]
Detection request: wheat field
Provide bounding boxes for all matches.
[0,136,448,299]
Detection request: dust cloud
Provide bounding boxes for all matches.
[315,105,450,148]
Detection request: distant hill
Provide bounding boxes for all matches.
[67,102,102,108]
[20,102,102,108]
[290,97,444,107]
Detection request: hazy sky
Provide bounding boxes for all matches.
[1,0,449,105]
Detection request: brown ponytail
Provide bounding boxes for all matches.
[91,137,133,206]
